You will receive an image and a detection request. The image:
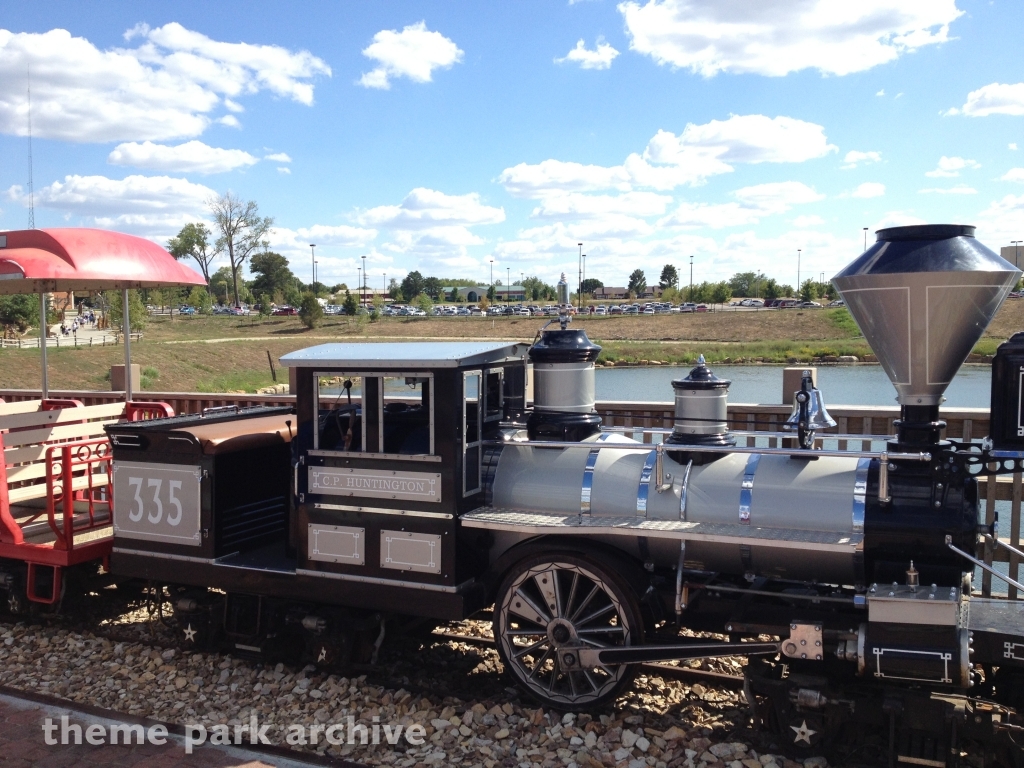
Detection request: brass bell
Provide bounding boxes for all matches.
[783,371,836,449]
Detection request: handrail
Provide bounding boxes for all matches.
[486,437,930,462]
[947,536,1024,593]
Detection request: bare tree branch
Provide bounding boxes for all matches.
[207,192,274,306]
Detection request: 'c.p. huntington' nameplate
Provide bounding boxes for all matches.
[308,467,442,503]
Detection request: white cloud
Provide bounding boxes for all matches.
[358,188,504,262]
[499,114,836,198]
[1001,168,1024,183]
[358,22,463,90]
[842,150,882,169]
[793,215,825,227]
[876,89,886,97]
[733,181,824,210]
[645,115,836,166]
[555,38,620,70]
[948,82,1024,117]
[918,184,977,194]
[264,152,292,163]
[531,191,671,220]
[223,99,244,113]
[217,115,241,129]
[1011,143,1019,151]
[498,160,631,198]
[277,167,291,175]
[872,212,926,230]
[619,0,961,77]
[360,188,504,230]
[851,182,886,198]
[107,141,258,174]
[660,181,823,229]
[925,156,980,178]
[0,25,330,143]
[975,194,1024,246]
[6,173,215,239]
[269,224,378,262]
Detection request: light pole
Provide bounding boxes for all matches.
[582,254,587,304]
[361,254,367,306]
[383,273,387,303]
[357,268,361,304]
[689,255,694,303]
[1012,241,1023,269]
[310,244,316,292]
[797,249,802,296]
[863,228,869,252]
[577,243,583,311]
[489,258,494,305]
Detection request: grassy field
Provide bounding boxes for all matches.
[2,301,1022,393]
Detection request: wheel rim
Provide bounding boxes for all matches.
[496,559,635,706]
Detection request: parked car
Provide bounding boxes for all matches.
[695,304,709,312]
[179,305,197,315]
[800,301,822,308]
[827,299,846,307]
[679,303,696,313]
[272,306,297,316]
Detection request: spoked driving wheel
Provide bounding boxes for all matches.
[493,552,643,710]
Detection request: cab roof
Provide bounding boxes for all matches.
[280,341,529,369]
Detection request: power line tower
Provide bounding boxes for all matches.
[26,69,35,229]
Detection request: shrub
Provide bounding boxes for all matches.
[298,293,324,329]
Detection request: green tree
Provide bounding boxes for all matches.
[343,289,358,316]
[258,293,272,322]
[400,271,425,302]
[250,251,298,299]
[659,264,679,289]
[187,286,213,314]
[448,287,460,302]
[167,222,216,285]
[105,290,147,331]
[627,269,647,296]
[298,293,324,329]
[728,271,760,298]
[209,266,235,305]
[0,294,40,332]
[580,278,603,295]
[371,292,386,317]
[487,285,496,302]
[208,192,273,306]
[423,276,443,300]
[762,279,780,301]
[800,279,820,302]
[711,281,732,306]
[414,293,434,314]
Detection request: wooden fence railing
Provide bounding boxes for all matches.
[0,389,1015,598]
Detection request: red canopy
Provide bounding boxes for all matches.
[0,228,206,294]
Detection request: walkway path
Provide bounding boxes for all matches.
[0,692,340,768]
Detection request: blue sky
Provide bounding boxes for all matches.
[1,0,1022,291]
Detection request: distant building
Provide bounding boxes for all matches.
[445,285,525,302]
[1002,245,1024,269]
[592,286,663,300]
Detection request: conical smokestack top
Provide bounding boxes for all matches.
[833,224,1020,406]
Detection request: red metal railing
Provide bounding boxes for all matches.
[46,437,113,553]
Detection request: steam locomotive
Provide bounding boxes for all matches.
[104,225,1024,765]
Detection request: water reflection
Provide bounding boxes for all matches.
[596,364,992,407]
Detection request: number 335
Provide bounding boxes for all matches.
[126,477,183,525]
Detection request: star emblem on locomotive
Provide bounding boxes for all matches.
[182,624,196,642]
[791,720,817,745]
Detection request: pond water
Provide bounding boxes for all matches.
[595,363,993,408]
